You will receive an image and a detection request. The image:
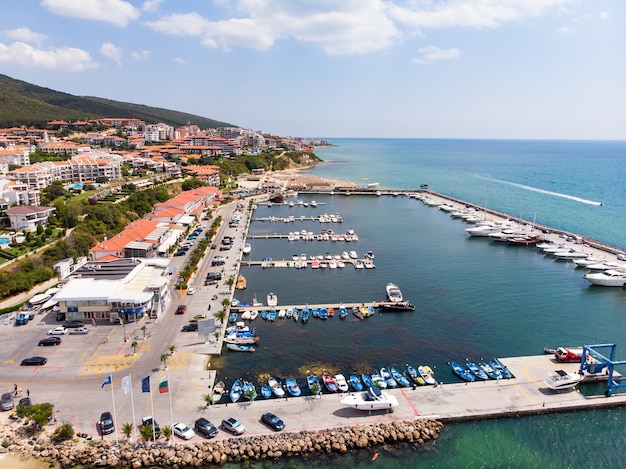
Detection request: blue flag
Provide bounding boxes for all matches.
[101,376,112,388]
[141,375,150,393]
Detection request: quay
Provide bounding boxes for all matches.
[231,301,379,312]
[241,258,371,267]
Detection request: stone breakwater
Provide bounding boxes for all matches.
[1,418,442,468]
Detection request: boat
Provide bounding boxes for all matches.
[312,307,320,319]
[328,307,335,317]
[223,330,259,345]
[267,292,278,306]
[490,358,514,379]
[267,309,277,321]
[307,372,321,395]
[348,374,363,391]
[228,312,238,323]
[378,301,415,311]
[466,361,489,380]
[349,250,358,259]
[243,243,251,254]
[417,365,436,385]
[29,293,51,305]
[361,373,374,388]
[584,269,626,287]
[365,251,375,260]
[229,378,243,403]
[380,367,397,388]
[319,307,329,320]
[407,365,425,385]
[335,373,349,392]
[354,261,364,269]
[479,361,503,379]
[285,378,301,397]
[301,307,310,323]
[242,381,257,400]
[236,276,247,290]
[225,343,255,352]
[353,307,364,320]
[450,361,475,382]
[322,372,339,392]
[292,308,300,321]
[543,369,583,390]
[371,372,387,389]
[386,283,403,302]
[340,386,399,411]
[268,376,285,397]
[210,380,225,404]
[269,194,284,203]
[278,309,286,319]
[260,384,272,399]
[391,367,411,387]
[338,305,347,319]
[241,310,251,321]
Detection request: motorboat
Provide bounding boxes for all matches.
[285,378,301,397]
[300,307,310,322]
[385,283,403,302]
[335,373,349,392]
[479,361,502,379]
[450,361,475,382]
[586,262,625,272]
[338,305,347,319]
[406,365,424,385]
[361,373,374,388]
[307,372,321,395]
[210,380,225,404]
[543,369,583,390]
[365,251,375,260]
[348,374,363,391]
[226,343,255,352]
[242,243,251,254]
[229,379,243,403]
[267,292,278,306]
[268,376,285,397]
[322,372,339,392]
[340,386,399,411]
[260,384,272,399]
[236,276,247,290]
[490,358,514,379]
[390,367,411,387]
[349,250,358,259]
[466,361,489,380]
[380,367,397,388]
[584,269,626,287]
[378,301,415,312]
[242,381,257,400]
[418,365,436,385]
[370,372,387,389]
[224,330,259,345]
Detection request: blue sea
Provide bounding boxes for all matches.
[220,139,626,469]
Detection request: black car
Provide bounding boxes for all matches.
[140,416,161,439]
[181,323,198,332]
[99,411,115,435]
[173,250,185,257]
[211,257,226,266]
[261,412,285,431]
[194,418,218,438]
[56,312,66,321]
[63,321,84,329]
[20,356,47,366]
[18,397,31,410]
[38,337,62,346]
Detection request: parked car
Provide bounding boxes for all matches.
[187,287,196,295]
[194,418,218,438]
[20,356,47,366]
[69,327,89,335]
[189,314,206,323]
[205,272,222,285]
[175,305,187,314]
[99,411,115,435]
[261,412,285,431]
[140,416,160,439]
[173,422,195,440]
[56,312,66,321]
[47,327,68,335]
[181,323,198,333]
[63,321,85,329]
[211,257,226,266]
[173,250,185,257]
[219,244,232,251]
[17,397,30,410]
[39,337,62,346]
[1,392,14,411]
[222,417,245,435]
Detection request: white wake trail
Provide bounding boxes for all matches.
[478,177,602,206]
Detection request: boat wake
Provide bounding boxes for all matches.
[477,176,602,206]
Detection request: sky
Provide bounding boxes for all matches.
[1,0,625,140]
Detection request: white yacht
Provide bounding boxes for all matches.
[267,293,278,306]
[386,283,403,302]
[340,386,399,411]
[543,369,583,390]
[584,270,626,287]
[242,243,251,254]
[335,374,349,392]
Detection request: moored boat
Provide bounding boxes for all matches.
[338,305,347,319]
[225,343,255,352]
[210,380,225,404]
[386,283,403,302]
[243,243,251,254]
[260,384,272,399]
[236,276,247,290]
[268,376,285,397]
[285,378,301,397]
[407,365,425,385]
[584,269,626,287]
[322,372,339,392]
[417,365,436,385]
[380,367,397,388]
[335,373,349,392]
[307,372,321,395]
[378,301,415,311]
[229,378,243,403]
[490,358,514,379]
[479,361,503,379]
[361,373,374,388]
[348,374,363,391]
[267,292,278,306]
[466,361,489,380]
[450,361,475,382]
[242,381,257,400]
[391,367,411,387]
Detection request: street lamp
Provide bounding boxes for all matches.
[118,312,127,342]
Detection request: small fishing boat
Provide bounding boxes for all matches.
[230,378,243,403]
[391,367,411,387]
[466,361,489,381]
[490,358,514,379]
[267,309,277,321]
[335,373,349,392]
[450,361,475,382]
[307,372,321,395]
[380,367,397,388]
[285,378,301,397]
[301,307,310,323]
[370,372,388,389]
[361,373,374,388]
[210,380,225,404]
[319,308,329,320]
[226,343,255,352]
[322,372,339,392]
[353,307,364,320]
[242,381,257,400]
[268,376,285,397]
[407,365,425,385]
[293,308,300,321]
[260,384,272,399]
[338,305,347,319]
[479,361,503,379]
[340,386,399,411]
[312,308,320,318]
[418,365,436,385]
[328,307,335,317]
[349,251,358,259]
[229,312,238,323]
[349,374,363,391]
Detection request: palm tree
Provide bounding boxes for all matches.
[160,353,170,369]
[215,309,227,324]
[162,425,172,442]
[121,422,134,440]
[141,325,147,339]
[139,423,155,441]
[168,345,176,355]
[221,298,231,309]
[213,330,220,343]
[310,382,321,397]
[202,393,212,407]
[226,276,235,287]
[131,341,138,355]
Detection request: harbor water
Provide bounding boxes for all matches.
[219,139,626,468]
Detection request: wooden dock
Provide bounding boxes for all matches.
[231,301,381,312]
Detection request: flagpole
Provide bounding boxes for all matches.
[129,375,137,440]
[150,380,155,442]
[110,374,118,445]
[167,375,174,433]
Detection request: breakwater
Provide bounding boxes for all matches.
[0,418,442,468]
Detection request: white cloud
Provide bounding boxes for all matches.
[599,11,610,20]
[412,46,461,64]
[3,27,47,45]
[172,57,186,64]
[100,42,122,66]
[41,0,140,27]
[131,50,151,61]
[557,26,576,34]
[144,0,576,55]
[142,0,163,12]
[0,41,98,71]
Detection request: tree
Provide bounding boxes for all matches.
[244,385,256,402]
[131,341,138,355]
[141,324,147,339]
[213,330,220,342]
[121,422,134,439]
[17,402,53,429]
[51,422,75,443]
[202,393,212,407]
[168,344,176,355]
[215,309,227,324]
[139,423,156,441]
[161,425,172,442]
[160,353,170,369]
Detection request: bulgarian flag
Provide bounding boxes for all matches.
[159,375,169,394]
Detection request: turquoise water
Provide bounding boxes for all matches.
[218,139,626,468]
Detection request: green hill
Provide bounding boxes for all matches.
[0,74,234,129]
